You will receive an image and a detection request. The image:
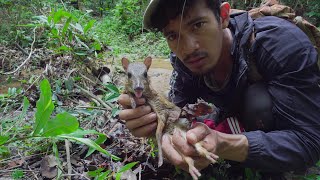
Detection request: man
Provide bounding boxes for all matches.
[118,0,320,177]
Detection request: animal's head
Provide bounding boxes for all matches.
[121,57,152,98]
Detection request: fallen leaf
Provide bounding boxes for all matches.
[40,155,58,179]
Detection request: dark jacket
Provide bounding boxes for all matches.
[168,12,320,172]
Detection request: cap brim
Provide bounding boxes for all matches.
[143,0,161,30]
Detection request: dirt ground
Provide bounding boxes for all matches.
[148,58,173,97]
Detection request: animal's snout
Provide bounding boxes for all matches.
[134,87,144,91]
[134,86,144,98]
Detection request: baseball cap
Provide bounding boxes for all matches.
[143,0,162,29]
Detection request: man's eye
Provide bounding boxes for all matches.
[167,34,177,41]
[194,22,205,30]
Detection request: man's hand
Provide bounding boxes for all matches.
[118,94,157,137]
[162,123,219,171]
[162,122,249,172]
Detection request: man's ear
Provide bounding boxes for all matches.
[144,56,152,70]
[121,57,130,72]
[220,2,231,29]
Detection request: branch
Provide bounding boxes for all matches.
[74,83,113,111]
[65,139,72,180]
[1,27,37,75]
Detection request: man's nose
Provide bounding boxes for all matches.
[180,36,200,56]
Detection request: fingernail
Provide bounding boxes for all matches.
[151,113,157,119]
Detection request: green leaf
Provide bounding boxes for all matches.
[11,169,24,179]
[58,135,120,161]
[87,168,104,177]
[66,129,99,138]
[115,162,138,180]
[0,136,9,145]
[42,112,79,137]
[33,79,55,135]
[71,23,84,34]
[53,9,71,24]
[111,108,120,117]
[53,143,63,179]
[64,78,74,91]
[55,45,72,52]
[62,16,72,37]
[0,146,9,155]
[17,97,30,121]
[74,51,88,56]
[104,83,120,94]
[84,20,95,34]
[104,93,119,103]
[97,170,111,180]
[85,134,107,158]
[316,161,320,167]
[91,41,101,51]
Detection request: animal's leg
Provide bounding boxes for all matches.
[194,143,219,164]
[156,115,166,167]
[129,95,136,108]
[184,156,201,180]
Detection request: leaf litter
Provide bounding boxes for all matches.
[0,45,184,180]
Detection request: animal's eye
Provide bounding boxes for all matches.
[127,72,132,78]
[143,72,147,78]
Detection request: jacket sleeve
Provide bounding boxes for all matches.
[242,16,320,172]
[168,53,198,107]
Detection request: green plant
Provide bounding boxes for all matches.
[0,79,120,161]
[115,162,139,180]
[30,8,103,60]
[102,83,122,117]
[11,169,24,180]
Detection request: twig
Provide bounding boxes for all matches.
[14,43,29,56]
[60,0,67,10]
[1,27,37,75]
[61,173,91,180]
[0,169,40,173]
[74,83,113,110]
[24,74,43,94]
[0,152,47,164]
[79,73,97,85]
[75,106,111,111]
[65,139,72,180]
[18,151,39,180]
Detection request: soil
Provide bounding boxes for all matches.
[148,58,173,97]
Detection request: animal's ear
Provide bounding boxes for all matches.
[121,57,130,71]
[144,56,152,70]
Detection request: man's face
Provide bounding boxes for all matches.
[163,0,223,74]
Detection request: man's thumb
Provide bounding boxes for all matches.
[187,122,211,144]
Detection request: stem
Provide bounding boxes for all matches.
[2,135,42,146]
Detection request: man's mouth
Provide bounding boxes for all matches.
[187,56,205,64]
[186,56,206,67]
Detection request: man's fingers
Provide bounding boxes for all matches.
[118,94,145,108]
[131,122,157,137]
[119,105,152,120]
[172,130,197,156]
[125,112,157,130]
[187,122,211,144]
[162,134,187,168]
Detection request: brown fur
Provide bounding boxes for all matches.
[121,57,218,180]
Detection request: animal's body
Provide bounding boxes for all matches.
[121,57,218,180]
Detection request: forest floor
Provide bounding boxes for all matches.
[1,45,319,180]
[0,45,192,180]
